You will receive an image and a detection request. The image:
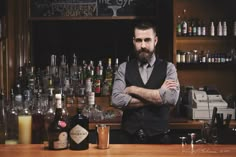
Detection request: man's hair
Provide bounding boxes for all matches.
[133,21,157,36]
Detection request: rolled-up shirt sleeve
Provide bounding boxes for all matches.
[111,62,132,109]
[159,62,180,106]
[112,62,180,108]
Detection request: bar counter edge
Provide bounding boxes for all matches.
[0,144,236,157]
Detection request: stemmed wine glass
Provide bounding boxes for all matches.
[179,136,187,146]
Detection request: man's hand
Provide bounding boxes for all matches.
[161,80,178,90]
[124,86,135,95]
[123,97,145,109]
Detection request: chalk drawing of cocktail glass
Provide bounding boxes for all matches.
[108,5,121,16]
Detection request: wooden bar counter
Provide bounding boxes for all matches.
[1,144,236,157]
[89,120,236,130]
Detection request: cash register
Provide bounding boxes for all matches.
[186,87,235,120]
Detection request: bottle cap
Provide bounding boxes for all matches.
[55,94,62,100]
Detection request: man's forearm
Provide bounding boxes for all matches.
[124,97,145,109]
[125,86,162,105]
[125,79,179,105]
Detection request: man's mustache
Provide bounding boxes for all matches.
[138,48,149,53]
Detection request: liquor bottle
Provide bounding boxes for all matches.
[85,74,93,96]
[42,66,50,93]
[70,53,79,88]
[210,21,215,36]
[66,87,76,117]
[49,54,57,77]
[88,92,103,122]
[14,67,24,111]
[69,91,89,150]
[43,88,55,147]
[222,21,227,36]
[24,60,32,77]
[113,58,119,76]
[77,66,82,85]
[104,58,113,96]
[76,67,86,96]
[82,92,94,120]
[217,21,223,36]
[59,55,68,89]
[82,60,88,85]
[192,19,197,36]
[187,19,192,36]
[196,19,202,36]
[101,80,110,96]
[48,94,68,150]
[5,89,18,144]
[31,92,45,144]
[27,66,36,93]
[88,60,95,74]
[15,67,25,92]
[176,15,182,36]
[34,70,43,95]
[176,50,181,63]
[201,20,206,36]
[85,62,93,95]
[94,61,103,97]
[181,9,188,36]
[51,56,60,91]
[60,89,69,124]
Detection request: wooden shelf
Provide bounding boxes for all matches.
[29,16,156,21]
[176,36,236,41]
[176,63,236,70]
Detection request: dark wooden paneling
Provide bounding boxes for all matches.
[0,0,6,16]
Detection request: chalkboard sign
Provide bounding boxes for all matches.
[30,0,156,17]
[97,0,156,16]
[31,0,98,17]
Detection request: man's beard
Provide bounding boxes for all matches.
[135,48,155,64]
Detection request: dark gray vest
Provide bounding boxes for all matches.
[123,58,169,136]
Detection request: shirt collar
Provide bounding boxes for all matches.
[138,54,156,67]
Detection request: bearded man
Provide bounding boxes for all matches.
[112,21,180,144]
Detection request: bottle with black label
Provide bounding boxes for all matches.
[48,94,68,150]
[69,91,89,150]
